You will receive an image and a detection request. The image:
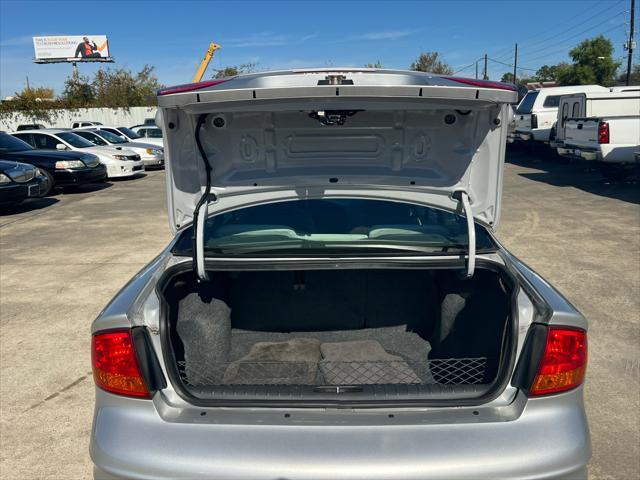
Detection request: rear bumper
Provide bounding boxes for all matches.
[54,165,107,186]
[91,388,591,480]
[557,146,599,161]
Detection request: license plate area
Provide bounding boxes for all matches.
[28,184,40,197]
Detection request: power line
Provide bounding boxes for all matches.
[513,0,624,47]
[519,23,625,64]
[518,11,626,60]
[518,4,625,53]
[488,57,538,71]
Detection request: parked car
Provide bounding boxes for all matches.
[0,159,48,207]
[16,123,46,131]
[73,128,164,169]
[90,70,590,480]
[509,85,608,147]
[0,132,106,195]
[130,125,163,147]
[130,118,157,129]
[71,121,103,129]
[556,89,640,180]
[12,129,144,179]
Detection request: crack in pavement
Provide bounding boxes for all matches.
[24,372,92,413]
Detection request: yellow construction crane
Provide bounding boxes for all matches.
[193,42,221,82]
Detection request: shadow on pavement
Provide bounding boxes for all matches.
[0,196,60,216]
[57,182,113,196]
[506,148,639,205]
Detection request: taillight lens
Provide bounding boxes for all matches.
[598,121,609,144]
[531,114,538,129]
[92,330,150,398]
[530,327,587,396]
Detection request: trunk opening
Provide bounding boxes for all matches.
[158,263,517,406]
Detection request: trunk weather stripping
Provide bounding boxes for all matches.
[452,190,475,278]
[193,114,214,281]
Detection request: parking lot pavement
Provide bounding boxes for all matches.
[0,156,638,479]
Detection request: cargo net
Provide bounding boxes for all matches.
[177,357,487,387]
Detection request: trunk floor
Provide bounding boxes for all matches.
[181,325,437,386]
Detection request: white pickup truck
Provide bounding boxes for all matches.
[509,85,608,147]
[557,90,640,179]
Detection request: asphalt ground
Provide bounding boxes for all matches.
[0,152,638,479]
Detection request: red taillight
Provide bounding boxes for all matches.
[531,114,538,129]
[157,78,233,96]
[92,330,150,398]
[530,327,587,396]
[441,76,518,92]
[598,121,609,144]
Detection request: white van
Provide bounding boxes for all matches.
[510,85,608,145]
[553,88,640,148]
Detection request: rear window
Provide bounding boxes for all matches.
[543,95,562,108]
[515,91,538,114]
[174,199,496,256]
[572,102,580,117]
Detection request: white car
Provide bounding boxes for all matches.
[73,128,164,168]
[130,125,163,147]
[510,85,608,146]
[12,129,144,179]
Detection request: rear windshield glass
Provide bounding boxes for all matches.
[174,199,496,256]
[144,128,162,138]
[118,127,140,139]
[57,132,94,148]
[94,129,127,144]
[0,132,33,152]
[515,91,538,114]
[543,95,562,108]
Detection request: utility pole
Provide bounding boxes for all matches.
[513,43,518,84]
[625,0,636,85]
[25,76,30,91]
[483,53,488,80]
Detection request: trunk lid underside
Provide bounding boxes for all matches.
[157,70,516,232]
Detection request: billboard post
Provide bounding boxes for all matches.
[32,35,114,64]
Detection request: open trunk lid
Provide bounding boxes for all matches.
[157,69,517,234]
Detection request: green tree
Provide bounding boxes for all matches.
[17,86,54,101]
[62,71,94,106]
[616,64,640,85]
[535,63,570,82]
[91,65,161,108]
[500,72,515,83]
[409,52,453,75]
[213,63,257,79]
[364,61,383,68]
[557,36,621,86]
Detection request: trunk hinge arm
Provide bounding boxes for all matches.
[192,114,216,281]
[453,190,475,278]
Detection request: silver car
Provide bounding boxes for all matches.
[90,69,590,480]
[73,127,164,168]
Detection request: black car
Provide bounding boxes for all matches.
[0,159,49,207]
[0,132,107,195]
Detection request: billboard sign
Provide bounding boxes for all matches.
[33,35,111,62]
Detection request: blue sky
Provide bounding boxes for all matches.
[0,0,634,97]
